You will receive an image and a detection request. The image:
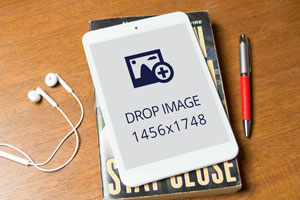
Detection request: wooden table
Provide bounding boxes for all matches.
[0,0,299,199]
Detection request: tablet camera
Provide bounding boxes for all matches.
[125,49,174,88]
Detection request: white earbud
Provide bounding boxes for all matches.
[45,73,58,87]
[28,90,41,103]
[45,73,73,93]
[28,87,57,107]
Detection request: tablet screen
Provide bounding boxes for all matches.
[90,23,229,169]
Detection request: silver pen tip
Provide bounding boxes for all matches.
[243,120,251,138]
[240,34,247,43]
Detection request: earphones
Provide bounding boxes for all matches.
[0,73,84,172]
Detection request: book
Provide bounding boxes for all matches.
[91,11,241,199]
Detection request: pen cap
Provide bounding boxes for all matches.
[239,34,250,76]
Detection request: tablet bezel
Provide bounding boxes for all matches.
[83,12,238,187]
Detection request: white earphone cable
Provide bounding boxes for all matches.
[0,92,83,172]
[35,92,84,166]
[32,106,79,172]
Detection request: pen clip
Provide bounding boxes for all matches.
[246,38,251,74]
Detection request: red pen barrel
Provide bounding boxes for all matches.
[240,76,251,120]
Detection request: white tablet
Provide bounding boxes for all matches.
[82,12,238,187]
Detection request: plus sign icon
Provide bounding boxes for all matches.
[125,49,174,88]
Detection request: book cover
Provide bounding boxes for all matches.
[91,11,241,199]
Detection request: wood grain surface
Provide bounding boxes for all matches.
[0,0,299,199]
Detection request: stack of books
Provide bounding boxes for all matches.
[90,11,241,200]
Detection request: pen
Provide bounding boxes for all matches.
[239,34,251,138]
